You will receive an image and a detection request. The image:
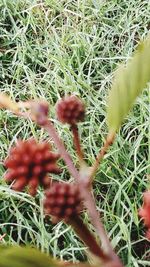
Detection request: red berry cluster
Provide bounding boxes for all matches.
[44,182,82,222]
[4,139,60,196]
[139,190,150,240]
[56,95,85,125]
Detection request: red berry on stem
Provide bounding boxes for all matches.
[56,95,85,125]
[4,139,61,196]
[44,182,82,222]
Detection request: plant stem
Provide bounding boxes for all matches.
[44,120,80,181]
[68,216,109,261]
[89,132,115,180]
[71,124,85,163]
[78,168,123,266]
[80,187,123,267]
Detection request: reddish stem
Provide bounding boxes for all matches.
[68,216,109,261]
[71,124,84,162]
[44,120,80,181]
[80,187,123,267]
[90,132,115,180]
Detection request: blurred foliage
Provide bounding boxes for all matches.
[0,246,58,267]
[107,35,150,132]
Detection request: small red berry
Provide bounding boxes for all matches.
[56,95,85,125]
[44,182,82,222]
[4,139,61,196]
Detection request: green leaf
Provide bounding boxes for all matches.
[107,35,150,132]
[0,246,59,267]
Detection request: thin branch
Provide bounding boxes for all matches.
[68,216,109,261]
[71,124,85,163]
[89,132,115,180]
[44,120,80,181]
[78,168,123,266]
[80,187,123,267]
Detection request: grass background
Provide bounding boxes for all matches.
[0,0,149,266]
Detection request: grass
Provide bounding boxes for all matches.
[0,0,149,266]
